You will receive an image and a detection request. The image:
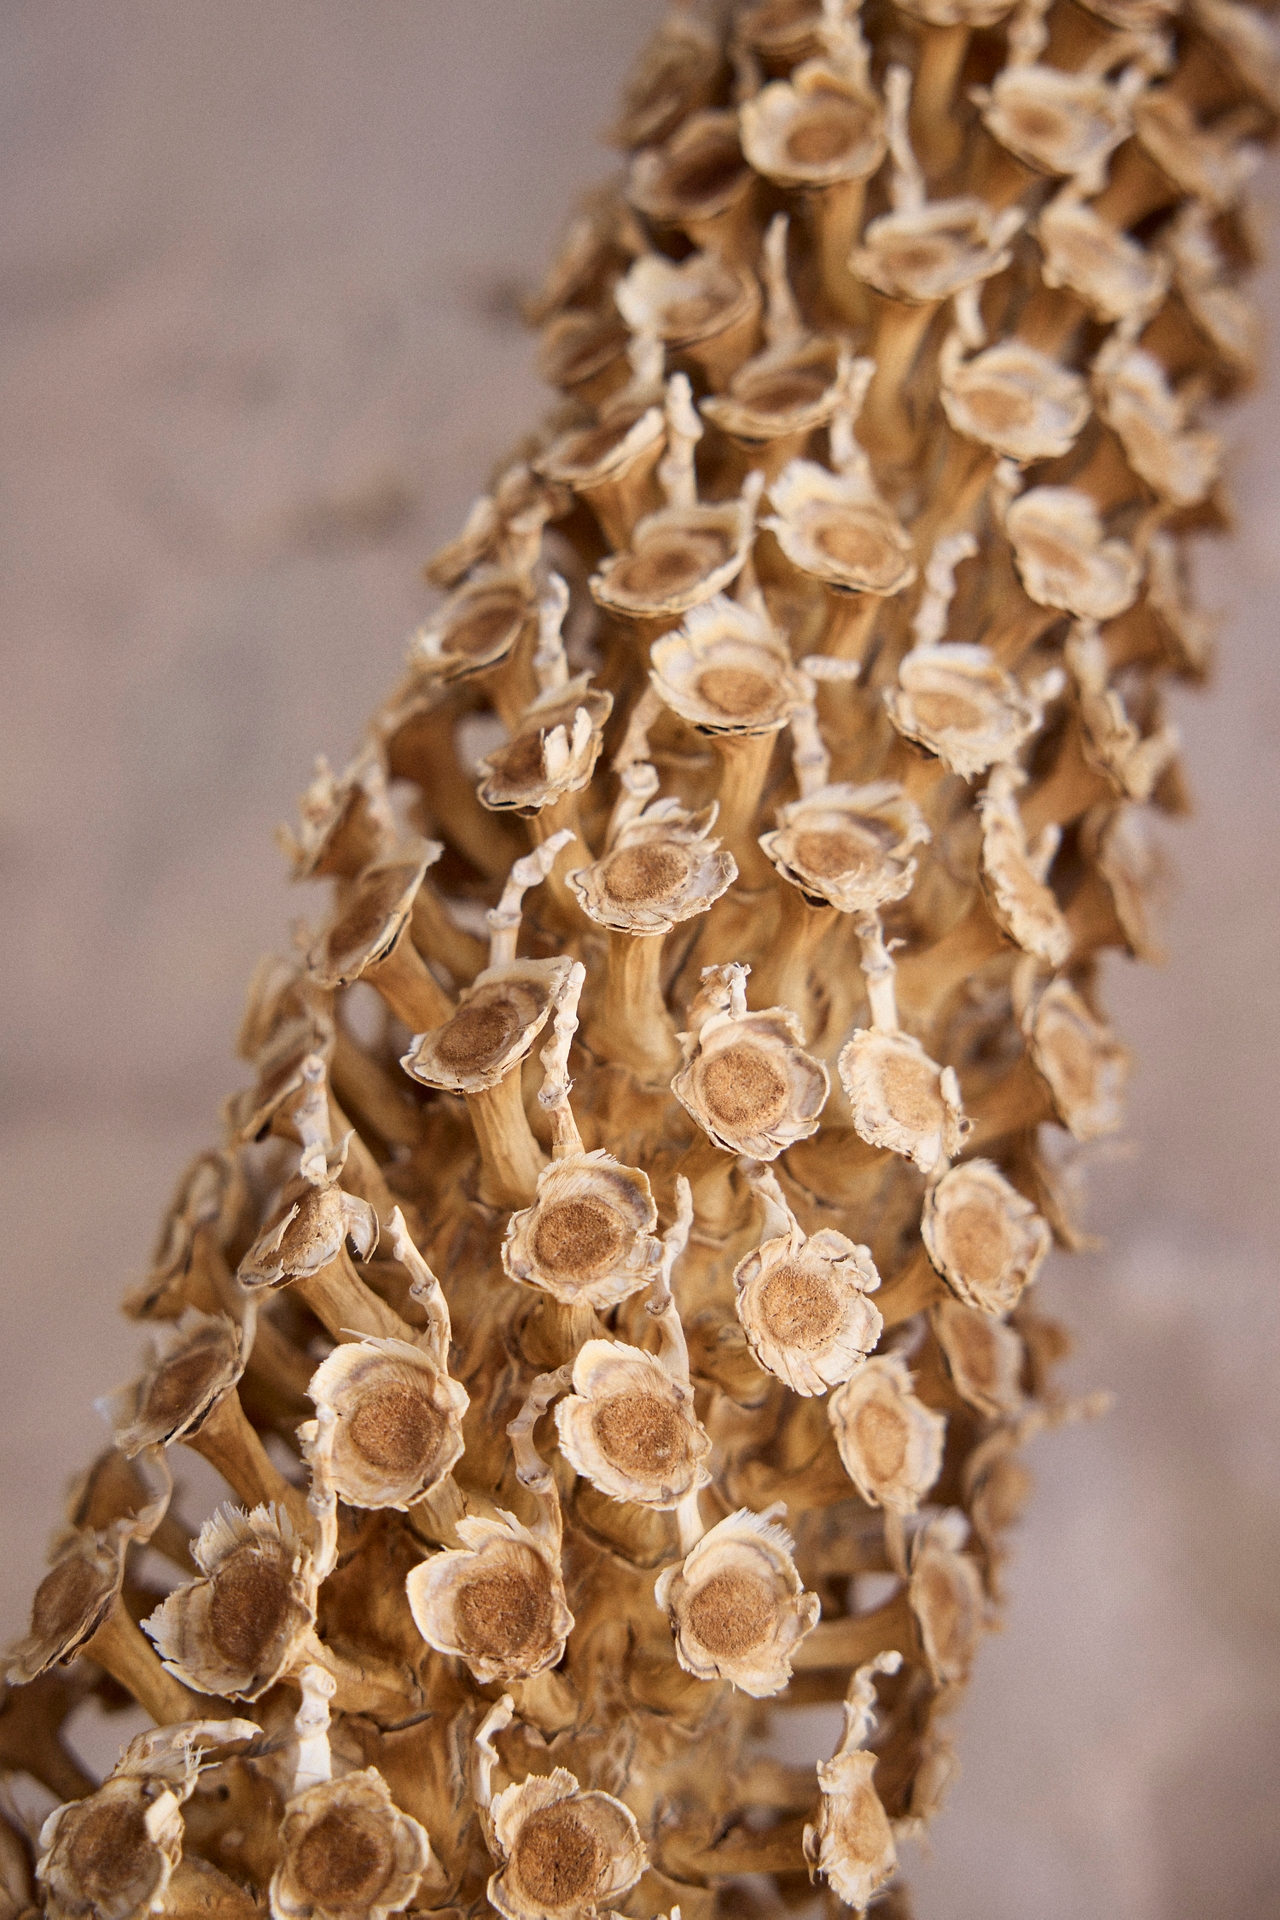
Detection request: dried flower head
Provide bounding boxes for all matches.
[922,1159,1051,1313]
[939,333,1090,464]
[37,1764,191,1920]
[609,7,721,150]
[615,249,761,374]
[828,1352,946,1514]
[628,108,754,236]
[655,1507,820,1696]
[280,748,396,883]
[839,1026,969,1174]
[734,1167,882,1395]
[504,1151,662,1311]
[590,491,759,621]
[932,1298,1026,1418]
[650,596,807,737]
[487,1769,646,1920]
[426,462,567,590]
[885,646,1061,779]
[672,964,830,1159]
[302,1337,468,1512]
[804,1652,903,1912]
[759,781,929,914]
[402,957,575,1095]
[409,567,536,685]
[978,765,1070,966]
[106,1310,245,1456]
[477,678,613,816]
[1023,975,1130,1141]
[568,794,736,935]
[406,1512,573,1684]
[7,1531,124,1683]
[238,1174,378,1292]
[739,49,886,189]
[977,64,1138,190]
[145,1505,316,1702]
[908,1513,986,1684]
[555,1339,711,1510]
[1004,486,1143,622]
[1133,88,1262,213]
[1037,188,1170,325]
[270,1772,431,1920]
[1093,336,1221,509]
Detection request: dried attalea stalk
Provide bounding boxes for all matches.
[3,0,1270,1913]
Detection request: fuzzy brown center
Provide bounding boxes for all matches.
[811,512,901,585]
[700,1042,790,1134]
[434,996,521,1070]
[909,687,987,734]
[944,1316,1000,1394]
[944,1196,1012,1287]
[613,528,731,598]
[348,1379,447,1480]
[448,592,527,660]
[792,825,879,880]
[686,1568,777,1657]
[666,140,749,211]
[208,1549,294,1674]
[65,1798,155,1906]
[594,1392,688,1478]
[327,867,415,966]
[489,728,550,788]
[878,1050,944,1133]
[852,1398,909,1484]
[293,1807,393,1905]
[759,1261,843,1349]
[143,1343,229,1430]
[738,363,831,415]
[456,1561,554,1659]
[532,1196,627,1281]
[602,840,692,905]
[278,1186,344,1271]
[785,101,870,168]
[513,1805,601,1909]
[696,663,782,721]
[662,290,730,337]
[961,381,1037,435]
[31,1554,110,1646]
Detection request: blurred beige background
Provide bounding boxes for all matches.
[1,5,1278,1915]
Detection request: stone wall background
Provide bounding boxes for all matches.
[1,5,1277,1914]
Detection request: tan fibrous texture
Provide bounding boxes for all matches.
[3,0,1271,1914]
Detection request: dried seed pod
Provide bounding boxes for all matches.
[270,1770,431,1920]
[238,1174,378,1292]
[144,1505,319,1702]
[628,108,756,257]
[978,765,1071,966]
[407,1511,573,1685]
[308,844,453,1034]
[908,1513,986,1684]
[1021,973,1130,1141]
[804,1651,903,1913]
[734,1165,882,1395]
[922,1158,1052,1313]
[672,964,830,1160]
[1003,485,1143,623]
[615,250,762,387]
[655,1507,820,1695]
[555,1339,711,1510]
[650,593,808,737]
[301,1337,468,1512]
[477,676,612,816]
[1093,334,1222,508]
[568,791,736,937]
[939,330,1090,465]
[280,748,396,883]
[828,1352,946,1514]
[885,644,1061,780]
[504,1152,662,1312]
[486,1768,646,1920]
[1037,186,1170,325]
[106,1309,246,1455]
[760,780,929,913]
[608,7,721,150]
[932,1297,1026,1417]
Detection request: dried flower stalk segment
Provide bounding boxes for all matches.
[8,0,1273,1909]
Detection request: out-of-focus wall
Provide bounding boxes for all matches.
[1,6,1276,1915]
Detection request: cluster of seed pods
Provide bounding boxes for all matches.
[3,1,1271,1916]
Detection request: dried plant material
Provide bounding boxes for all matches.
[828,1353,946,1514]
[407,1510,573,1684]
[555,1339,711,1510]
[655,1507,820,1695]
[734,1165,882,1395]
[932,1298,1026,1417]
[8,3,1272,1911]
[270,1770,431,1920]
[1093,334,1222,508]
[145,1505,319,1703]
[922,1159,1051,1313]
[1022,974,1131,1140]
[672,964,829,1159]
[1004,485,1144,622]
[804,1652,903,1912]
[504,1153,662,1311]
[487,1768,646,1920]
[908,1514,986,1685]
[301,1336,468,1512]
[760,780,928,913]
